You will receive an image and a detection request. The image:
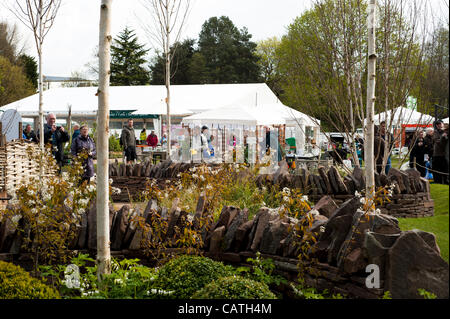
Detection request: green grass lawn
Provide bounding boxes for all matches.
[397,183,449,262]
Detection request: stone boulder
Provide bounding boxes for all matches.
[312,197,360,264]
[273,160,289,185]
[337,212,401,275]
[248,207,280,252]
[328,166,348,194]
[223,209,248,252]
[76,211,89,249]
[352,166,365,191]
[404,169,424,193]
[313,196,339,218]
[363,231,400,279]
[209,226,226,255]
[111,204,130,250]
[87,201,115,250]
[205,206,238,248]
[386,230,449,299]
[234,219,255,252]
[259,219,291,255]
[387,168,410,194]
[0,214,18,252]
[318,166,333,194]
[122,207,141,248]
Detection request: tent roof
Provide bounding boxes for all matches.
[1,83,321,127]
[131,100,193,116]
[182,102,320,127]
[364,107,435,125]
[0,83,280,117]
[264,103,320,126]
[182,104,286,126]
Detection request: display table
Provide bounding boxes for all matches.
[136,145,167,163]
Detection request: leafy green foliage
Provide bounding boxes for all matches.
[110,27,150,85]
[381,291,392,299]
[150,39,196,85]
[40,254,162,299]
[197,16,261,84]
[0,147,109,270]
[18,54,38,89]
[0,261,60,299]
[192,276,277,299]
[0,55,35,106]
[236,252,287,287]
[153,255,235,299]
[418,288,437,299]
[109,133,122,152]
[290,281,344,299]
[149,16,262,85]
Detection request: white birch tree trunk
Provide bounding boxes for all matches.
[38,0,44,177]
[96,0,112,280]
[38,48,44,177]
[365,0,377,212]
[164,1,171,160]
[165,32,171,159]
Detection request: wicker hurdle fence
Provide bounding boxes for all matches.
[0,122,51,209]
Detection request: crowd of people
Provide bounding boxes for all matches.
[18,113,449,185]
[408,119,449,184]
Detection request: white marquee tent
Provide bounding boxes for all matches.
[0,83,280,117]
[364,107,435,126]
[181,104,286,126]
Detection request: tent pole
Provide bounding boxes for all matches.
[256,125,259,164]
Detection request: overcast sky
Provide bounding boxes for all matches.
[1,0,313,77]
[1,0,448,78]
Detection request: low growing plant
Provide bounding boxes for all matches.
[235,252,287,287]
[192,276,277,299]
[153,254,235,299]
[0,260,60,299]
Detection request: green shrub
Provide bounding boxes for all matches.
[192,276,277,299]
[154,255,235,298]
[109,134,122,152]
[0,261,60,299]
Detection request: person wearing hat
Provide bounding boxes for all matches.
[432,119,448,184]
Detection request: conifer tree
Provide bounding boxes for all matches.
[110,27,150,85]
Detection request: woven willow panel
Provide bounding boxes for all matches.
[0,140,56,193]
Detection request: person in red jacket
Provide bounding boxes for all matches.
[146,130,158,148]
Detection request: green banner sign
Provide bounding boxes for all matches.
[109,110,159,119]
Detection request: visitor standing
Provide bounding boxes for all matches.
[146,130,158,148]
[121,118,137,164]
[200,126,210,160]
[140,128,147,145]
[432,120,448,184]
[374,125,386,174]
[409,130,427,177]
[208,135,215,157]
[23,124,39,143]
[161,133,167,147]
[424,127,434,161]
[40,113,70,169]
[380,121,393,174]
[72,124,81,141]
[71,125,96,184]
